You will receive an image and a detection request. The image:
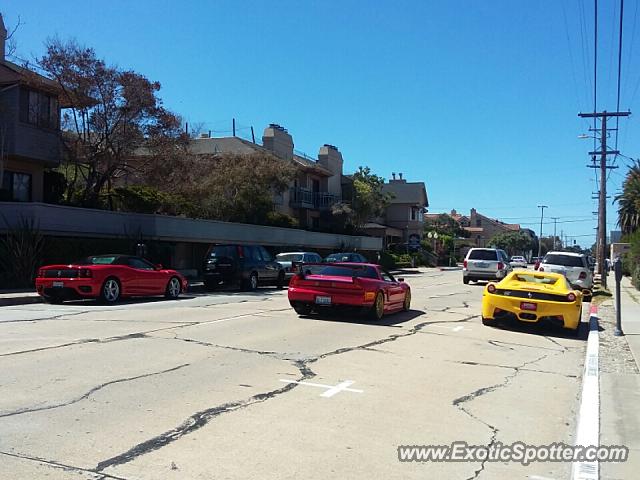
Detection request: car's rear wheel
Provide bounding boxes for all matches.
[463,277,470,284]
[276,271,286,289]
[101,277,121,304]
[43,295,63,304]
[369,292,385,321]
[165,277,181,299]
[204,279,218,291]
[292,302,312,315]
[481,317,495,326]
[402,290,411,311]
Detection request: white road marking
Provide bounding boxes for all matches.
[280,379,363,397]
[432,324,468,332]
[571,306,599,480]
[452,326,465,332]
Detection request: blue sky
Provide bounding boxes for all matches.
[6,0,640,247]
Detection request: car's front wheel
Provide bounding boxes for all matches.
[276,271,286,289]
[481,317,495,326]
[165,277,181,299]
[101,277,121,303]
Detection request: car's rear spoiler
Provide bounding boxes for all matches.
[295,262,369,280]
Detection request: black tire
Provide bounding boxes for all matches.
[463,277,470,284]
[584,294,592,303]
[369,292,385,321]
[204,279,218,291]
[243,272,258,291]
[276,271,286,290]
[100,277,121,304]
[402,290,411,311]
[292,303,312,315]
[481,317,495,326]
[43,295,63,304]
[165,276,181,299]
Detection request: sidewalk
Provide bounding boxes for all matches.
[600,273,640,479]
[0,290,42,307]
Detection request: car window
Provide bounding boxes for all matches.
[277,253,303,262]
[543,254,585,268]
[468,250,498,261]
[208,245,236,259]
[381,270,395,282]
[80,255,118,265]
[128,257,155,270]
[304,265,378,278]
[245,246,261,261]
[513,273,559,285]
[259,246,272,262]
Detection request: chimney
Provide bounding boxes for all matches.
[262,123,293,160]
[451,209,457,216]
[399,172,403,180]
[0,14,6,61]
[318,144,344,198]
[392,172,396,180]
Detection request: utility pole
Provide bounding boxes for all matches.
[579,110,630,289]
[551,217,559,250]
[537,205,548,259]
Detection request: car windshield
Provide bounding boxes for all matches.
[303,265,378,279]
[276,253,304,262]
[326,254,350,262]
[543,254,584,267]
[78,255,118,265]
[513,273,559,285]
[468,250,498,261]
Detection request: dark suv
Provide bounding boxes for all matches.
[203,245,285,291]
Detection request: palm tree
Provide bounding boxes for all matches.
[616,161,640,235]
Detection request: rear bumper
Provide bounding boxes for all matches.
[482,293,581,329]
[288,286,371,308]
[463,270,507,281]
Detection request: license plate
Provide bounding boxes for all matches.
[315,296,332,305]
[476,262,488,268]
[52,281,64,288]
[520,302,537,311]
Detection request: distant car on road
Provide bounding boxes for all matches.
[481,270,583,335]
[276,252,323,280]
[324,252,368,263]
[35,254,188,304]
[203,244,285,291]
[537,251,593,300]
[288,263,410,320]
[463,248,512,284]
[509,256,528,268]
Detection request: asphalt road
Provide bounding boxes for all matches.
[0,269,587,480]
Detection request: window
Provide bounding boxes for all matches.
[468,249,498,261]
[381,270,395,282]
[258,246,272,262]
[410,207,422,221]
[19,87,59,129]
[476,218,482,227]
[543,254,586,268]
[2,171,32,202]
[128,258,155,270]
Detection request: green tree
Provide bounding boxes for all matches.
[616,160,640,235]
[424,213,469,238]
[333,167,392,231]
[489,231,535,256]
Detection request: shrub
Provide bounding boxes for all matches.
[0,216,45,288]
[633,264,640,289]
[264,211,299,228]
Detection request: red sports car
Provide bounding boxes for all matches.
[287,263,411,320]
[35,254,188,304]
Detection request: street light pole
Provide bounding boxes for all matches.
[537,205,548,259]
[551,217,559,251]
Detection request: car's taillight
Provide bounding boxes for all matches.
[289,275,298,287]
[463,260,467,268]
[37,269,44,278]
[487,283,497,294]
[497,262,504,270]
[579,271,587,280]
[237,246,244,258]
[567,292,576,302]
[79,269,92,278]
[538,267,544,272]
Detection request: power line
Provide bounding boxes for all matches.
[609,0,625,182]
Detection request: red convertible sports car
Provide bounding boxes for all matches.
[287,263,411,320]
[35,254,188,304]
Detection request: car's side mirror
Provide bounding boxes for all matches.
[155,263,163,270]
[398,278,405,282]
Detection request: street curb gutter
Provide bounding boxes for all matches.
[571,304,600,480]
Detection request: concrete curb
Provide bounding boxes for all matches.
[571,304,600,480]
[0,295,43,307]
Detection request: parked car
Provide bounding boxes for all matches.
[324,252,368,263]
[509,255,528,268]
[35,254,188,304]
[288,263,410,320]
[276,252,323,280]
[537,251,593,300]
[203,244,285,291]
[463,248,512,284]
[481,270,582,335]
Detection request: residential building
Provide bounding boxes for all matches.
[0,14,64,202]
[365,172,428,248]
[187,124,343,230]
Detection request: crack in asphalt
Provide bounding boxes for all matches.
[0,450,129,480]
[94,321,434,472]
[445,360,578,378]
[485,339,564,352]
[451,352,554,480]
[0,364,190,418]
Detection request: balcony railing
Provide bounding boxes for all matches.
[289,187,338,210]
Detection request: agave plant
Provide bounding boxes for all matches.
[0,215,45,288]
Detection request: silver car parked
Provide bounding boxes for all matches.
[463,248,512,284]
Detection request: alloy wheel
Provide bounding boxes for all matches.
[103,279,120,302]
[168,278,181,298]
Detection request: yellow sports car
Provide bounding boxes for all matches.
[481,270,582,334]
